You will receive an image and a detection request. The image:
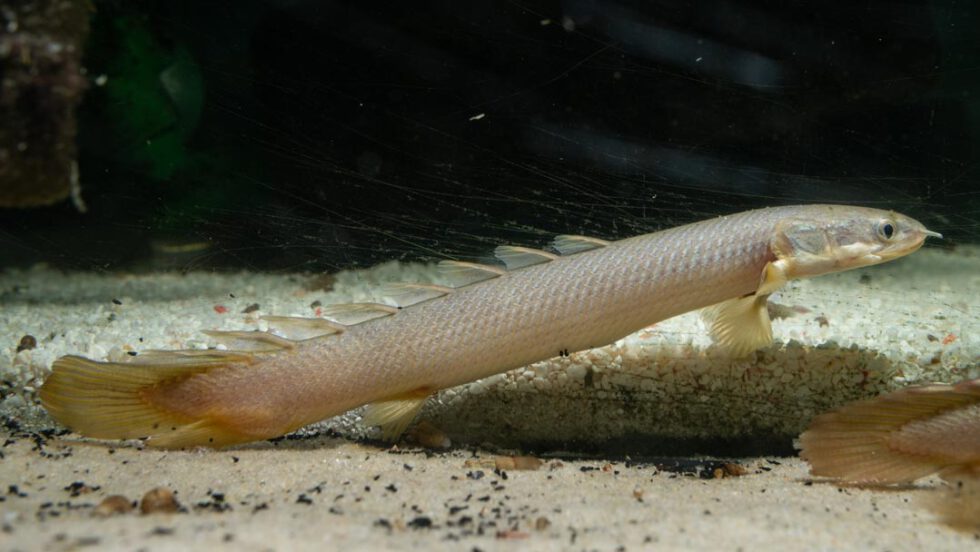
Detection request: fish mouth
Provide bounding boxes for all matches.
[905,226,943,253]
[874,226,942,264]
[839,225,941,269]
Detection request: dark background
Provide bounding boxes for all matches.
[3,0,978,271]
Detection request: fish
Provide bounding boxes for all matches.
[930,476,980,531]
[799,378,980,485]
[39,204,941,448]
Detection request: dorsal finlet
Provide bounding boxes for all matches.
[320,302,398,325]
[381,282,453,308]
[493,245,559,269]
[438,260,506,288]
[260,315,345,340]
[128,349,258,366]
[201,330,297,352]
[552,234,610,255]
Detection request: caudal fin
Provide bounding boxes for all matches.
[40,352,259,448]
[799,380,980,485]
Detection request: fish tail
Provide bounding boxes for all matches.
[40,353,261,448]
[799,381,980,484]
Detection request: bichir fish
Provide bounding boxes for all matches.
[40,204,940,448]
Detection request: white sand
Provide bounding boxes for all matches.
[1,436,975,551]
[1,245,978,548]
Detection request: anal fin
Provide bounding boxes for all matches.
[145,419,255,449]
[361,389,431,441]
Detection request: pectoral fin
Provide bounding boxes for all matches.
[701,293,773,357]
[757,259,789,295]
[704,260,791,356]
[362,389,431,441]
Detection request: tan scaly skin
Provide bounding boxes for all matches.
[40,204,940,448]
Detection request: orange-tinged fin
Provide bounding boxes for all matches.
[39,353,258,448]
[361,388,431,441]
[144,419,256,449]
[799,379,980,485]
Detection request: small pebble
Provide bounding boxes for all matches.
[410,421,451,449]
[93,495,133,517]
[494,455,543,471]
[496,530,529,540]
[140,487,180,514]
[305,274,336,292]
[712,463,748,479]
[16,335,36,352]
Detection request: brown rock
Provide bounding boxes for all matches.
[410,421,451,449]
[93,495,133,517]
[494,455,543,471]
[16,335,37,352]
[140,487,180,514]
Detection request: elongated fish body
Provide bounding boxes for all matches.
[40,204,940,448]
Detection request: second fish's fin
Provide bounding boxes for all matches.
[799,379,980,485]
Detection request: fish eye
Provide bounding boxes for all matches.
[877,220,895,240]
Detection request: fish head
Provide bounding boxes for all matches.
[773,205,941,279]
